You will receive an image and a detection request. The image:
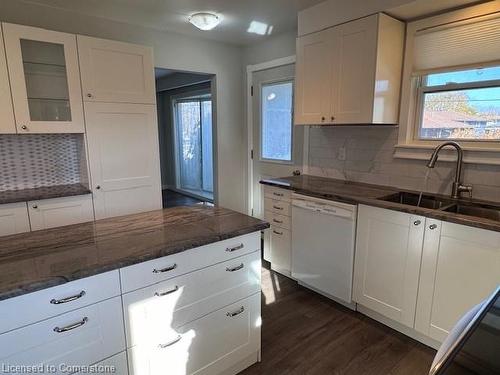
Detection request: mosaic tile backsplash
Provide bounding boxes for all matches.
[0,134,89,191]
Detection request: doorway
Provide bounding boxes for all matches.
[248,59,304,219]
[155,68,216,208]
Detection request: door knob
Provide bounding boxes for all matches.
[32,204,38,209]
[95,185,101,190]
[413,220,421,226]
[429,224,438,230]
[331,116,335,121]
[21,125,28,130]
[86,93,93,98]
[321,116,325,122]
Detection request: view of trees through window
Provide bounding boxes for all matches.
[419,66,500,141]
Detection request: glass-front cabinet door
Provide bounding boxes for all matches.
[3,23,84,133]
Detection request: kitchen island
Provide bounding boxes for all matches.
[0,205,268,375]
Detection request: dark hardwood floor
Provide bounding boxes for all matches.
[241,263,436,375]
[162,189,203,208]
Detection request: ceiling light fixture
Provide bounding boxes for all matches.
[188,12,220,31]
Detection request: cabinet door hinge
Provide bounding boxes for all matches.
[251,85,254,96]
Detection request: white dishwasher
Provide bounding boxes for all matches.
[291,193,357,308]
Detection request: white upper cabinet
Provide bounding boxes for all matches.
[354,205,425,328]
[0,25,16,134]
[415,220,500,342]
[85,102,162,220]
[294,13,404,125]
[2,23,84,133]
[294,29,334,125]
[77,36,155,104]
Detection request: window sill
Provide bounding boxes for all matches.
[394,143,500,165]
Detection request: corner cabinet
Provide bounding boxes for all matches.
[0,25,16,134]
[294,13,404,125]
[2,23,85,133]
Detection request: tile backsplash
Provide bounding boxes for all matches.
[0,134,89,191]
[307,127,500,202]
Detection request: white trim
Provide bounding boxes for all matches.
[246,55,297,216]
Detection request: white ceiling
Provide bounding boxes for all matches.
[20,0,326,45]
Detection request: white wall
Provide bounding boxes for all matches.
[0,0,246,213]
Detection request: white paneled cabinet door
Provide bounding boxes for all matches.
[333,15,377,124]
[0,25,16,134]
[353,205,425,327]
[415,220,500,342]
[294,29,334,125]
[0,202,30,237]
[85,102,162,219]
[2,23,84,133]
[270,226,291,276]
[28,195,94,231]
[78,36,155,104]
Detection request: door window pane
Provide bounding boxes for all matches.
[261,81,293,161]
[21,39,71,121]
[201,100,213,193]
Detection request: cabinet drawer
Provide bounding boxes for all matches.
[123,251,261,348]
[0,270,120,334]
[28,195,95,231]
[264,186,291,202]
[0,296,125,375]
[264,198,291,216]
[264,210,290,230]
[120,232,260,293]
[127,293,260,375]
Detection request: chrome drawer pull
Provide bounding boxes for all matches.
[273,219,283,224]
[273,205,284,210]
[50,291,86,305]
[227,306,245,317]
[154,286,179,297]
[153,264,177,273]
[226,243,244,252]
[53,317,88,333]
[273,230,283,235]
[158,335,182,348]
[226,263,244,272]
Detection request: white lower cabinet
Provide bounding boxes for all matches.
[127,293,261,375]
[0,202,30,236]
[415,220,500,342]
[269,226,291,276]
[355,205,500,346]
[0,296,125,375]
[123,251,261,348]
[354,205,425,327]
[28,195,95,231]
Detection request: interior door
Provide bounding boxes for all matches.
[85,102,162,219]
[251,64,303,219]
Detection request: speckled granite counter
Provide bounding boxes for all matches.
[0,205,269,301]
[261,174,500,233]
[0,183,91,205]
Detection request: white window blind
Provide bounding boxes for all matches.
[413,12,500,74]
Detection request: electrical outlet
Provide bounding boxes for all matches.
[338,146,346,161]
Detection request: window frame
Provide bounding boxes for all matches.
[396,1,500,165]
[259,78,295,164]
[414,68,500,143]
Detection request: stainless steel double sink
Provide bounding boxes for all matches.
[379,191,500,222]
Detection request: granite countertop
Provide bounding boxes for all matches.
[0,205,269,301]
[261,174,500,233]
[0,183,92,205]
